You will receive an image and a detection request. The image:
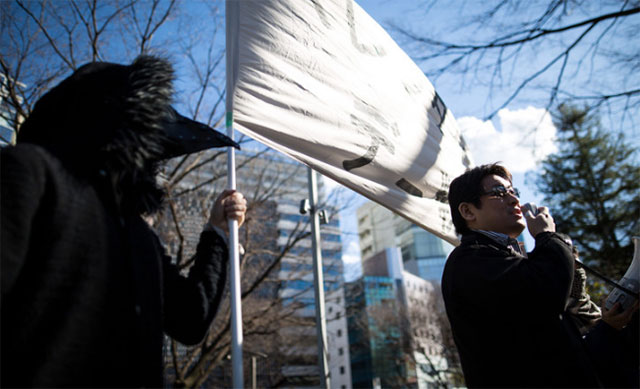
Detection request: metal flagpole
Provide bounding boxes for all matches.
[225,1,243,387]
[307,167,331,388]
[226,112,243,388]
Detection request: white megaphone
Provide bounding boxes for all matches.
[605,236,640,311]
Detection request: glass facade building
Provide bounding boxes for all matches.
[346,274,409,389]
[0,74,20,145]
[345,248,449,388]
[358,201,454,282]
[397,223,454,282]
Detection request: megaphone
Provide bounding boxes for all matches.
[522,202,539,216]
[605,236,640,311]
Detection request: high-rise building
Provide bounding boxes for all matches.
[345,248,407,388]
[356,201,396,260]
[402,271,449,387]
[345,248,449,388]
[357,201,454,282]
[0,74,22,145]
[325,285,352,389]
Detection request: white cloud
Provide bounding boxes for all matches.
[458,106,557,173]
[341,240,361,264]
[342,251,363,281]
[340,235,362,281]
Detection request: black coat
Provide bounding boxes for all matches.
[441,230,601,388]
[1,144,228,388]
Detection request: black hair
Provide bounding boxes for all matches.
[448,163,512,235]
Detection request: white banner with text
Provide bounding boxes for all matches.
[226,0,474,245]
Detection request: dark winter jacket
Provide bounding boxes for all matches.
[1,143,228,388]
[1,56,232,388]
[441,230,602,388]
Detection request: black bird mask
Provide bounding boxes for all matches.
[17,56,238,215]
[18,55,238,159]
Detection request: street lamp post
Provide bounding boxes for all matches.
[300,167,330,389]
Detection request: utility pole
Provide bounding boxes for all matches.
[301,167,330,388]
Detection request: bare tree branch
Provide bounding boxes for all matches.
[486,20,596,119]
[405,7,639,52]
[15,0,76,69]
[391,1,640,130]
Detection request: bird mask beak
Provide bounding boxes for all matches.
[161,107,239,159]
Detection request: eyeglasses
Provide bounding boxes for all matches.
[480,185,520,198]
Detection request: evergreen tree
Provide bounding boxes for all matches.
[536,105,640,282]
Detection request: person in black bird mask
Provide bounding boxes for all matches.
[1,56,247,388]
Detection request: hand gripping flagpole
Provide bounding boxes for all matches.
[226,2,243,387]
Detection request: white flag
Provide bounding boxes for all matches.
[226,0,473,245]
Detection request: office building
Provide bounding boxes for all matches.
[0,74,22,145]
[345,248,449,388]
[357,201,454,282]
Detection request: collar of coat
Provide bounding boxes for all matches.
[469,229,525,256]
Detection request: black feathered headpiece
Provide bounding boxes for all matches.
[19,55,238,159]
[18,56,237,215]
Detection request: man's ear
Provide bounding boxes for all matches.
[458,202,476,222]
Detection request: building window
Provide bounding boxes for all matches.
[337,329,342,337]
[338,347,344,356]
[340,366,345,375]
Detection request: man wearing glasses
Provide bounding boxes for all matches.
[441,163,602,388]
